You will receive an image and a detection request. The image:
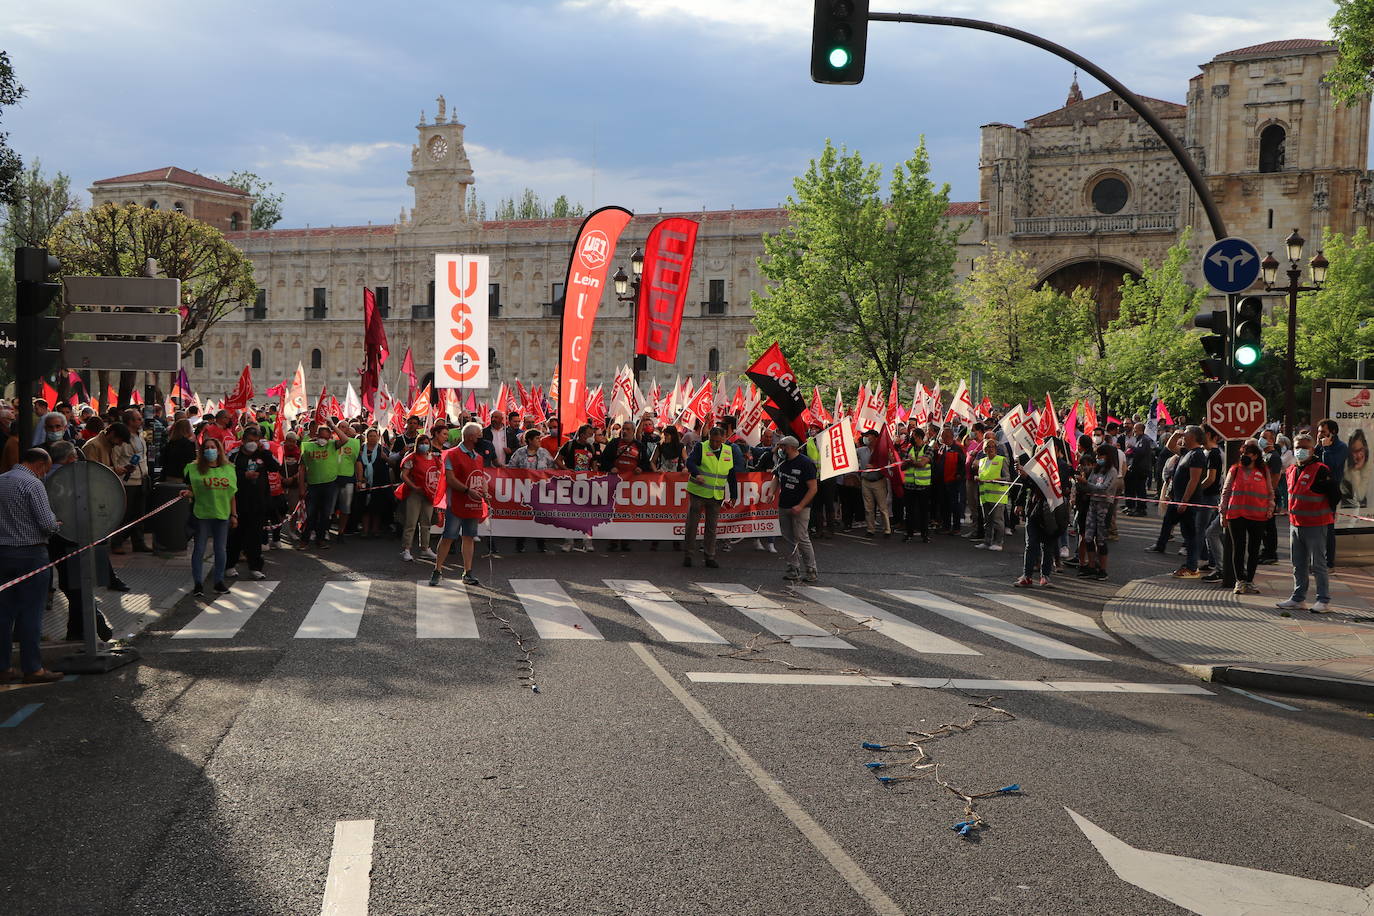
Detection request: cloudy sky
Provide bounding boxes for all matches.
[2,0,1338,227]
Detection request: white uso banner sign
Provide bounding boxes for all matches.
[434,254,489,389]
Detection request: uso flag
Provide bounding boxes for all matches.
[558,206,633,431]
[635,217,699,364]
[745,343,809,438]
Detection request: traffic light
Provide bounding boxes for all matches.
[1233,296,1264,369]
[1195,307,1229,381]
[811,0,869,85]
[14,247,62,384]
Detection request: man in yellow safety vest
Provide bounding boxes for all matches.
[683,424,744,568]
[973,430,1011,551]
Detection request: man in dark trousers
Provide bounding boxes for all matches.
[226,426,282,580]
[0,448,64,683]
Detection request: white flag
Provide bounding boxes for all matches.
[949,379,975,424]
[445,387,463,425]
[342,383,362,420]
[284,362,307,421]
[815,421,859,481]
[1025,440,1065,509]
[1000,405,1039,460]
[738,386,766,448]
[855,385,884,433]
[609,365,635,425]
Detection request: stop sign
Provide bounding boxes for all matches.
[1205,384,1267,440]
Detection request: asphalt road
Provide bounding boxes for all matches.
[4,513,1372,916]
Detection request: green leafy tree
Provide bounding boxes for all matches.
[1329,0,1374,105]
[1263,226,1374,380]
[749,138,963,389]
[551,194,585,219]
[0,51,24,206]
[212,170,284,229]
[489,188,586,220]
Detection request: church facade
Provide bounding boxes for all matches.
[89,39,1371,399]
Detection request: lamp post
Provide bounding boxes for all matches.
[1262,229,1328,437]
[613,247,647,384]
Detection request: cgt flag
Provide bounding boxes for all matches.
[745,342,808,438]
[558,206,634,432]
[636,217,699,364]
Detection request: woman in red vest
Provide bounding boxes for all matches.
[1219,439,1275,594]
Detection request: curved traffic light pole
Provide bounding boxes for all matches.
[869,11,1228,241]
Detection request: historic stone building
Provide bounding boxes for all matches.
[89,39,1372,398]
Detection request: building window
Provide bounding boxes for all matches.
[544,282,565,318]
[708,348,720,372]
[311,348,323,370]
[248,288,266,320]
[307,287,326,320]
[250,348,262,369]
[703,278,727,315]
[374,286,389,318]
[147,199,160,210]
[1268,209,1274,229]
[1090,177,1129,215]
[193,348,204,368]
[489,283,501,317]
[229,212,242,230]
[173,201,185,213]
[427,280,435,306]
[1259,124,1286,173]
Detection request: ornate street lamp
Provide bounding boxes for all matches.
[1264,230,1326,436]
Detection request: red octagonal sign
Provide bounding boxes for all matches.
[1205,384,1267,441]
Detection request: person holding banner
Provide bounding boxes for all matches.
[683,424,743,568]
[775,436,818,583]
[429,422,488,588]
[1012,451,1057,588]
[508,428,554,554]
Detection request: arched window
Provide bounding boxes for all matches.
[708,348,720,372]
[1259,125,1286,173]
[147,199,160,210]
[250,348,262,369]
[229,212,242,230]
[173,201,185,213]
[193,348,204,368]
[310,348,323,370]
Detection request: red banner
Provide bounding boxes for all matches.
[558,206,633,430]
[224,365,254,411]
[635,217,699,364]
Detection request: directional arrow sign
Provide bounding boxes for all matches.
[1203,237,1262,294]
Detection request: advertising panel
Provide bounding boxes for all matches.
[434,254,489,389]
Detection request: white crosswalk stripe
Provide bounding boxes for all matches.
[172,581,280,639]
[416,581,480,638]
[686,672,1213,694]
[698,583,853,649]
[605,579,728,643]
[509,578,603,639]
[979,592,1116,642]
[792,585,981,655]
[884,589,1108,661]
[296,580,371,639]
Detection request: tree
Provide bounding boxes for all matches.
[0,51,24,206]
[1329,0,1374,106]
[748,139,963,389]
[212,170,284,229]
[550,195,585,219]
[47,203,257,401]
[488,188,586,220]
[1263,226,1374,381]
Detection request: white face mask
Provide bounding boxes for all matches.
[203,449,219,462]
[316,437,328,446]
[242,440,259,453]
[1294,447,1312,461]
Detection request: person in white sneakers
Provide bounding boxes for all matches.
[398,434,439,563]
[973,430,1010,552]
[1276,432,1340,613]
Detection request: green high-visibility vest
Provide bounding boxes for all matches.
[903,445,931,488]
[978,454,1011,503]
[805,438,820,465]
[687,444,733,501]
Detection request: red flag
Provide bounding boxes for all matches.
[680,380,714,426]
[314,385,329,421]
[265,381,286,398]
[558,206,634,431]
[361,287,390,411]
[873,423,905,500]
[585,385,607,427]
[516,379,532,413]
[41,380,60,407]
[729,385,744,418]
[636,216,700,364]
[1064,401,1080,454]
[885,376,900,433]
[464,391,478,413]
[1157,401,1174,425]
[323,395,343,421]
[976,396,993,419]
[408,383,433,419]
[499,382,518,415]
[1038,393,1058,440]
[401,347,418,402]
[477,401,491,426]
[810,387,832,424]
[105,384,118,409]
[1083,400,1098,435]
[224,365,254,411]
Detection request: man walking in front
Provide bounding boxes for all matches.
[775,436,818,583]
[683,424,742,568]
[0,448,64,683]
[1277,432,1340,613]
[431,422,489,587]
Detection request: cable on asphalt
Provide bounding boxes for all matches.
[477,517,540,694]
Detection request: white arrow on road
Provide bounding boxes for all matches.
[1208,248,1255,284]
[1067,808,1373,915]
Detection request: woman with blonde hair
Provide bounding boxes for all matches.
[179,437,238,598]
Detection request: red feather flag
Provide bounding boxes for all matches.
[400,347,418,402]
[360,287,390,411]
[224,365,254,411]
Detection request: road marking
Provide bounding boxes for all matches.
[630,644,904,916]
[320,818,374,916]
[1341,813,1374,831]
[793,586,980,655]
[172,580,280,639]
[0,703,42,727]
[415,580,479,638]
[509,579,603,639]
[685,673,1214,694]
[979,592,1116,642]
[296,581,371,639]
[606,579,728,643]
[1220,685,1300,711]
[885,589,1108,661]
[698,583,853,649]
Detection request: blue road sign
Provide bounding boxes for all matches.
[1203,237,1262,294]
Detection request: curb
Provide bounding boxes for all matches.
[1102,578,1374,704]
[1180,663,1374,704]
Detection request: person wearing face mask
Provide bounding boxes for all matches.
[973,432,1010,552]
[1219,439,1275,595]
[1076,444,1120,580]
[397,434,439,562]
[1276,432,1340,613]
[555,424,600,553]
[225,426,280,580]
[1315,419,1347,570]
[180,437,238,598]
[1257,432,1285,565]
[299,422,346,548]
[508,428,554,554]
[357,428,392,539]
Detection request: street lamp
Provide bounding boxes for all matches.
[1263,229,1326,437]
[614,247,647,383]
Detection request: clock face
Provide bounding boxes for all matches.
[428,135,448,162]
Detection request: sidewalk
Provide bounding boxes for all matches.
[40,548,193,644]
[1105,565,1374,703]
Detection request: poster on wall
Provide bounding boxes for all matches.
[434,254,489,389]
[1325,380,1374,529]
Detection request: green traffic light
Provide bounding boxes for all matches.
[1234,344,1261,367]
[828,47,851,68]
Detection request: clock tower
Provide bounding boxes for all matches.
[406,94,475,227]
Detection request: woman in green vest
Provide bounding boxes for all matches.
[179,438,239,598]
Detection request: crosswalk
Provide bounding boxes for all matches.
[167,576,1124,665]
